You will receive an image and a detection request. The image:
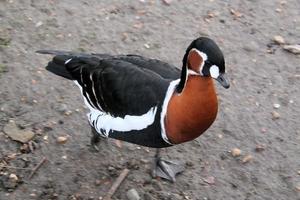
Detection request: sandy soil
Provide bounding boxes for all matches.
[0,0,299,199]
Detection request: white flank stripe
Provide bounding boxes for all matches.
[91,106,157,136]
[160,79,180,145]
[74,81,158,137]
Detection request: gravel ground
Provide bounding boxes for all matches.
[0,0,299,199]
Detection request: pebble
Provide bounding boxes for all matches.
[273,35,285,45]
[242,155,253,163]
[9,174,18,182]
[296,185,300,192]
[144,43,150,49]
[3,173,19,189]
[272,111,280,120]
[3,120,35,143]
[231,148,241,157]
[56,104,68,114]
[255,144,266,152]
[57,136,68,144]
[126,188,140,200]
[273,103,280,109]
[242,41,259,52]
[283,44,300,54]
[203,176,215,185]
[35,21,43,27]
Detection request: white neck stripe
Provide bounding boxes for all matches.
[160,79,180,145]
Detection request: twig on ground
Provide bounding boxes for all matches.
[103,168,130,200]
[28,157,47,179]
[0,165,32,170]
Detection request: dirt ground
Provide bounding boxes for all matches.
[0,0,299,199]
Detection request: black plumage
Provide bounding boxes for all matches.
[37,50,180,147]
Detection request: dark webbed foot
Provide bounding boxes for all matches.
[151,149,185,182]
[90,127,101,151]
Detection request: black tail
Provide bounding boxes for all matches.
[37,50,112,80]
[36,50,80,80]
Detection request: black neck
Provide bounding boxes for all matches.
[176,40,197,93]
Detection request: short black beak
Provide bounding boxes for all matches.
[216,73,230,89]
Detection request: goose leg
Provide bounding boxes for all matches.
[151,149,185,182]
[90,127,101,151]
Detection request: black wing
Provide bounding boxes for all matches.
[37,50,179,117]
[66,57,170,117]
[93,54,181,80]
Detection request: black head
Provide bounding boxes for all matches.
[182,37,230,89]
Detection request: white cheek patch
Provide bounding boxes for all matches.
[210,65,220,79]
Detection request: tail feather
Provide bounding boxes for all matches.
[37,50,76,80]
[37,50,112,80]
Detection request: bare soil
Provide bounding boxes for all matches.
[0,0,299,199]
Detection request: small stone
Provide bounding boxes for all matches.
[4,173,19,189]
[261,128,267,133]
[230,9,243,18]
[64,110,72,116]
[56,104,68,113]
[231,148,241,157]
[273,103,281,109]
[272,111,280,120]
[255,144,266,152]
[126,188,140,200]
[57,136,68,144]
[43,135,48,141]
[280,1,287,5]
[3,120,35,143]
[296,185,300,192]
[203,176,215,185]
[162,0,172,5]
[275,8,282,13]
[144,43,150,49]
[273,35,285,45]
[35,21,43,27]
[297,170,300,175]
[9,174,18,182]
[283,44,300,54]
[242,155,253,163]
[95,179,101,186]
[107,166,115,172]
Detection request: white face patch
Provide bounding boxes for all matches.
[209,65,220,79]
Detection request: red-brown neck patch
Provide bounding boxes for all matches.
[187,49,204,73]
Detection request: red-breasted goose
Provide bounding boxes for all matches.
[37,37,230,182]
